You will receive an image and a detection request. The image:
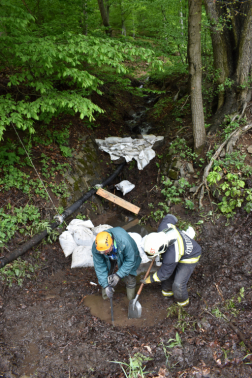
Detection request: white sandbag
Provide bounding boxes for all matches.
[184,226,195,239]
[92,224,112,236]
[59,231,77,257]
[115,180,135,195]
[67,219,94,234]
[71,246,94,268]
[128,232,150,264]
[73,226,95,246]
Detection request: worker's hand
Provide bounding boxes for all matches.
[105,286,114,299]
[140,275,152,284]
[108,273,120,287]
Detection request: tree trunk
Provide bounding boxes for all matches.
[204,0,252,133]
[188,0,206,151]
[104,0,110,23]
[97,0,112,36]
[82,0,88,35]
[122,19,126,36]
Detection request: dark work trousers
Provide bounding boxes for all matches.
[109,260,136,288]
[161,262,197,305]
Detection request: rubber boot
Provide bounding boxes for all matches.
[102,288,108,300]
[126,287,136,301]
[177,298,189,307]
[162,290,174,297]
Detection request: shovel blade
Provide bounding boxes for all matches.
[128,298,142,319]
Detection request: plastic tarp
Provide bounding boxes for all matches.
[95,135,164,170]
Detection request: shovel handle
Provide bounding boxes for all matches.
[136,258,155,296]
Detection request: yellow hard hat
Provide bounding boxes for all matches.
[95,232,113,252]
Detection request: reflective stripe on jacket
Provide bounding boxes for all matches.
[155,214,201,281]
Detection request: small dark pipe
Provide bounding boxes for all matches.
[0,162,125,268]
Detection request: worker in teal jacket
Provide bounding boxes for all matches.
[92,227,141,300]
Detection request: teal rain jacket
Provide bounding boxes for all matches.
[92,227,141,288]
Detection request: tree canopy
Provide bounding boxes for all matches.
[1,0,251,144]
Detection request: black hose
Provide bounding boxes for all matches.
[0,162,125,268]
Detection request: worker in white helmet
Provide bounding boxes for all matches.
[141,214,201,307]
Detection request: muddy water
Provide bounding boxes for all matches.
[84,290,167,327]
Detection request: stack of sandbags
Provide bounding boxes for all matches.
[59,219,98,268]
[59,219,196,269]
[59,220,151,268]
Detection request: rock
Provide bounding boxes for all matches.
[77,161,85,169]
[201,317,211,330]
[189,186,199,193]
[186,162,194,173]
[65,175,75,185]
[220,149,226,157]
[153,137,164,150]
[193,175,198,179]
[168,169,179,180]
[128,109,136,118]
[172,160,183,170]
[247,145,252,153]
[75,152,84,159]
[174,180,179,187]
[180,167,186,178]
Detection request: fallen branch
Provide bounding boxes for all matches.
[194,123,252,207]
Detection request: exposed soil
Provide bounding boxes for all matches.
[1,79,252,378]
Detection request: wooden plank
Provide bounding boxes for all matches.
[96,188,140,215]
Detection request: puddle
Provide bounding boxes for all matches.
[83,290,167,327]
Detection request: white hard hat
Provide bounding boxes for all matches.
[144,232,169,257]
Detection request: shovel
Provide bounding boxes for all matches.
[128,258,155,319]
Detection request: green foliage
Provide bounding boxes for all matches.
[207,171,252,216]
[0,1,160,141]
[185,199,195,210]
[212,287,246,320]
[111,352,152,378]
[161,177,191,204]
[166,332,182,348]
[217,78,234,93]
[221,116,247,139]
[0,257,39,287]
[215,152,245,171]
[169,138,198,161]
[48,181,70,198]
[0,204,41,246]
[150,209,165,222]
[76,214,87,220]
[242,165,252,177]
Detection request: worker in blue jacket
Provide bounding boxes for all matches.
[141,214,201,307]
[92,227,141,300]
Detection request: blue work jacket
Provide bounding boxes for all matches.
[92,227,141,288]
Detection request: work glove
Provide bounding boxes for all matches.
[140,275,152,284]
[108,273,120,287]
[140,272,160,284]
[105,286,114,299]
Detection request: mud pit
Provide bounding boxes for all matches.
[84,291,167,328]
[1,211,252,378]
